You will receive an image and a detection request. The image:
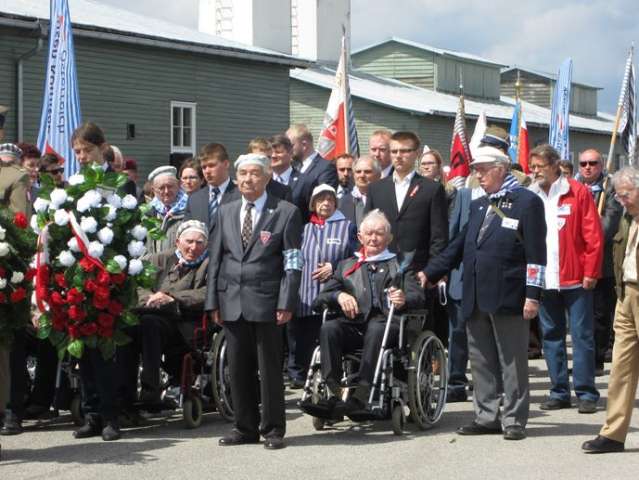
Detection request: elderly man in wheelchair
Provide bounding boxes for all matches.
[300,210,447,433]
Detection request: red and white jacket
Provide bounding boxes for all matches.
[530,176,603,289]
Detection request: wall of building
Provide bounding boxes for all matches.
[0,25,291,180]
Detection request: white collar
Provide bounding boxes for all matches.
[242,191,267,211]
[301,152,318,170]
[273,166,293,183]
[210,176,230,194]
[393,170,416,185]
[530,175,570,198]
[351,186,365,199]
[381,164,393,177]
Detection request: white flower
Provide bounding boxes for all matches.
[131,225,148,241]
[10,271,24,284]
[57,250,76,267]
[76,197,91,213]
[105,205,118,222]
[84,190,102,208]
[67,237,80,252]
[113,255,128,270]
[106,194,122,209]
[49,188,68,208]
[0,226,5,241]
[68,174,85,186]
[80,216,98,234]
[88,241,104,259]
[54,210,70,226]
[33,198,50,213]
[0,278,6,289]
[0,243,9,257]
[97,226,114,245]
[30,215,41,234]
[122,194,138,210]
[128,258,143,276]
[127,240,146,258]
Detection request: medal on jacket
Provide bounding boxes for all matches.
[409,185,419,198]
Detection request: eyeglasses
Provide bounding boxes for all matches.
[579,161,600,167]
[390,148,416,155]
[615,191,635,202]
[181,176,200,181]
[529,163,550,171]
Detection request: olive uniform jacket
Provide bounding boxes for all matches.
[0,162,30,215]
[613,213,639,301]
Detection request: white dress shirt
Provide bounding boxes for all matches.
[273,166,293,186]
[300,152,318,174]
[210,176,231,201]
[240,191,268,231]
[393,170,416,211]
[381,164,393,178]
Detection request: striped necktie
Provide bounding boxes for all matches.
[241,202,255,250]
[209,186,220,223]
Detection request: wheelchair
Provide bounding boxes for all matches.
[300,308,448,435]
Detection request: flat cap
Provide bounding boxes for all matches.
[470,145,510,166]
[148,165,177,182]
[234,153,270,171]
[176,219,208,240]
[0,143,23,160]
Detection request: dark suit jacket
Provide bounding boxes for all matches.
[184,181,239,233]
[205,194,303,322]
[267,179,292,202]
[338,193,366,227]
[313,257,424,322]
[425,188,547,319]
[291,153,338,221]
[365,173,448,269]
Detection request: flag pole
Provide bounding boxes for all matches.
[599,45,634,214]
[516,71,522,162]
[341,24,350,155]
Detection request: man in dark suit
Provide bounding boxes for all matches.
[205,153,303,450]
[368,129,394,178]
[423,146,547,441]
[365,131,448,272]
[184,143,236,234]
[286,124,338,220]
[339,155,381,228]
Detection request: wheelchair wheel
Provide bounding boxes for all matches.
[70,395,84,426]
[312,416,326,431]
[211,330,234,422]
[391,403,405,436]
[407,330,447,430]
[183,396,203,429]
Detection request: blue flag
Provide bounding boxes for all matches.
[37,0,82,179]
[508,102,520,163]
[549,58,572,160]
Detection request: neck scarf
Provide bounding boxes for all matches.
[488,173,521,201]
[309,213,326,226]
[175,248,209,268]
[150,189,188,218]
[344,248,396,277]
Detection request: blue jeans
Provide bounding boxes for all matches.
[447,299,469,394]
[539,287,599,402]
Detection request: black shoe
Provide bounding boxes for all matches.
[582,435,624,454]
[264,436,285,450]
[503,425,526,440]
[577,399,598,414]
[539,397,571,410]
[23,404,51,420]
[101,422,121,441]
[218,431,260,446]
[457,421,502,435]
[446,389,468,403]
[0,411,23,436]
[73,417,102,439]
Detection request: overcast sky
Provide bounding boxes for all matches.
[100,0,638,114]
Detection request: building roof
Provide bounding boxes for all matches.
[502,66,602,90]
[353,37,506,69]
[291,65,614,135]
[0,0,309,67]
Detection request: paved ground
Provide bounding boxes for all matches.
[1,357,639,480]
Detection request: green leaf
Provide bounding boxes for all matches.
[67,339,84,359]
[121,311,139,326]
[106,259,123,274]
[98,338,115,360]
[115,210,133,225]
[49,330,66,348]
[57,345,67,361]
[112,329,131,347]
[37,323,51,340]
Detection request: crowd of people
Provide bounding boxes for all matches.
[0,113,638,455]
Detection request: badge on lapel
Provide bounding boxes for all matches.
[409,184,420,198]
[260,231,272,245]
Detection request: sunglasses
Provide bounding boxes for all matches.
[42,167,64,174]
[579,161,600,167]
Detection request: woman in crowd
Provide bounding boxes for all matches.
[179,158,205,195]
[419,148,457,213]
[287,184,357,388]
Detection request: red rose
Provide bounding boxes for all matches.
[97,324,114,338]
[68,305,87,322]
[0,267,6,277]
[52,317,66,331]
[68,325,79,339]
[50,291,66,306]
[84,279,98,293]
[0,292,6,303]
[25,268,36,282]
[79,257,96,272]
[97,313,115,328]
[107,300,124,316]
[13,212,28,229]
[97,270,111,286]
[93,285,111,310]
[110,273,126,286]
[11,287,27,303]
[54,273,68,289]
[80,322,98,337]
[67,288,85,305]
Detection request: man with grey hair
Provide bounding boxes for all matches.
[424,145,546,440]
[339,155,382,227]
[368,129,393,178]
[310,209,424,414]
[146,166,187,255]
[528,144,603,415]
[206,153,303,450]
[583,166,639,453]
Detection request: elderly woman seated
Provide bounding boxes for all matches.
[311,210,424,413]
[134,220,209,406]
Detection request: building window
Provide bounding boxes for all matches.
[171,101,196,154]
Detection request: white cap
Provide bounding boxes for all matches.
[176,219,208,240]
[234,153,270,171]
[148,165,177,182]
[309,184,337,210]
[470,146,510,166]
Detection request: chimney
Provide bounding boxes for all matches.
[293,0,351,63]
[198,0,292,55]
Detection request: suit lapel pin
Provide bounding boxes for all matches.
[409,184,419,198]
[260,231,272,245]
